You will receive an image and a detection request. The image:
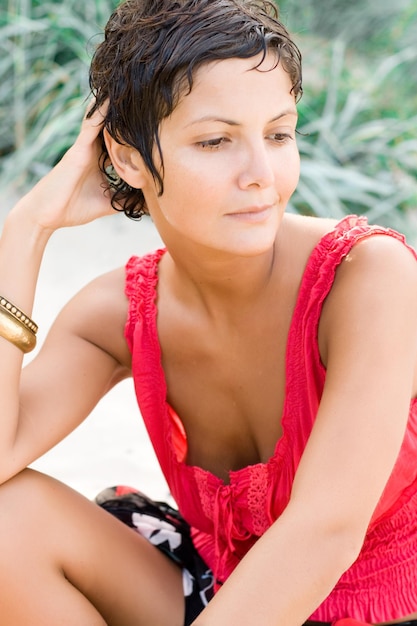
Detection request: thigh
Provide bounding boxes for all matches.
[0,469,185,626]
[95,486,215,625]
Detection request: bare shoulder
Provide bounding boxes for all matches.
[330,227,417,296]
[48,265,131,370]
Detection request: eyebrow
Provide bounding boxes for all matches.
[185,108,298,128]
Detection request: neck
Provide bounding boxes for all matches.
[161,241,278,323]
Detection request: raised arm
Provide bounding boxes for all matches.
[192,234,417,626]
[0,106,129,484]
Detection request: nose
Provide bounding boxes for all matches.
[237,141,275,190]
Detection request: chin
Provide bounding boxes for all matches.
[223,234,278,258]
[235,226,280,255]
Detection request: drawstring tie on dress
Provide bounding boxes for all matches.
[212,485,252,587]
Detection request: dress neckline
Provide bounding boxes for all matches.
[147,216,378,486]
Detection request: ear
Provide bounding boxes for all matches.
[103,128,148,189]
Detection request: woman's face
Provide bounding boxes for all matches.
[141,53,300,259]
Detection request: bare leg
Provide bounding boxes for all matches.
[0,469,185,625]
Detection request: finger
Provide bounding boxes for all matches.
[76,100,107,147]
[84,96,109,123]
[83,96,96,120]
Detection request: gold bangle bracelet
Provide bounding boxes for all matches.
[0,296,38,335]
[0,307,37,353]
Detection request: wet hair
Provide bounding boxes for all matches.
[88,0,303,219]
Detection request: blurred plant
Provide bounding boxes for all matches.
[279,0,417,234]
[0,0,118,187]
[290,40,417,234]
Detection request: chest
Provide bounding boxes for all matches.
[158,301,294,481]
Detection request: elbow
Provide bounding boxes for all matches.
[330,527,364,574]
[311,515,367,580]
[302,524,365,608]
[0,462,23,487]
[283,501,367,582]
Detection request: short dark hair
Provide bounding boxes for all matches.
[88,0,303,219]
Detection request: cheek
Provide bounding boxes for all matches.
[162,155,221,206]
[279,149,300,194]
[157,172,206,227]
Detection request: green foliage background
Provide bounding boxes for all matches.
[1,0,416,233]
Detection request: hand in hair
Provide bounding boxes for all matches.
[14,101,115,234]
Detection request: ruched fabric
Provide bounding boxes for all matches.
[125,216,417,623]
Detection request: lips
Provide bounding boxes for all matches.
[234,205,272,214]
[226,205,275,221]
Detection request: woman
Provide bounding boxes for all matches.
[1,0,417,624]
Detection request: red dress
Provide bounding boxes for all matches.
[125,215,417,623]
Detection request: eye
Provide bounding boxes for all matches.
[196,137,228,150]
[267,132,293,144]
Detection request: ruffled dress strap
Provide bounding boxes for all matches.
[124,249,166,353]
[293,214,410,322]
[123,249,176,480]
[287,214,412,411]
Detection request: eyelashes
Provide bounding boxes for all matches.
[268,133,293,142]
[196,133,294,151]
[197,137,228,149]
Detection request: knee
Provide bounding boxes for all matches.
[0,468,56,536]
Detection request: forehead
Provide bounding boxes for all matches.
[172,54,296,121]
